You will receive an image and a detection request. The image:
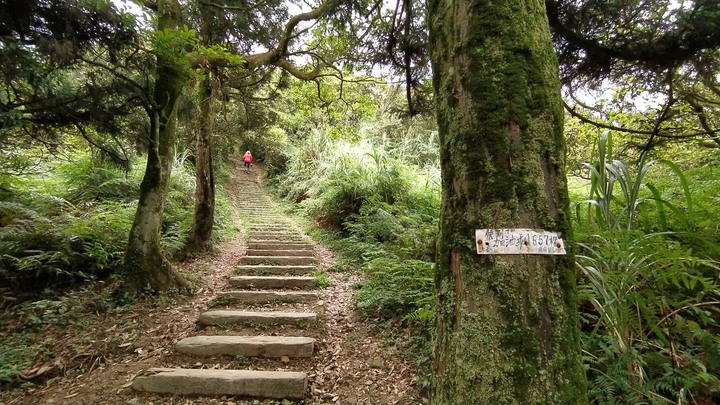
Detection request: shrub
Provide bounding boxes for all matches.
[0,153,197,297]
[578,232,720,403]
[576,132,720,403]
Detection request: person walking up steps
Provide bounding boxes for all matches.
[243,150,253,173]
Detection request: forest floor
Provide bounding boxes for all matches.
[1,160,425,405]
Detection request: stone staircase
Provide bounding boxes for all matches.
[132,170,320,401]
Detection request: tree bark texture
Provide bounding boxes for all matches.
[186,70,216,252]
[428,0,587,403]
[122,0,187,293]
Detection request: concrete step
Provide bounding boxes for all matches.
[246,249,313,257]
[250,227,295,232]
[199,310,316,326]
[175,335,314,358]
[250,231,299,237]
[218,290,319,303]
[228,276,316,289]
[250,235,305,242]
[235,265,315,276]
[247,235,308,243]
[248,242,313,251]
[240,256,314,266]
[248,236,308,241]
[132,368,306,399]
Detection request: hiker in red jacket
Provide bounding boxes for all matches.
[243,150,253,173]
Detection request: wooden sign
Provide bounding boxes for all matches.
[475,229,566,255]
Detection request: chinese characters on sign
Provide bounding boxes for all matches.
[475,229,566,255]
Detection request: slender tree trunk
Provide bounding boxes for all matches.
[186,70,215,252]
[428,0,587,403]
[122,0,187,293]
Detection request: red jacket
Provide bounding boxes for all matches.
[243,152,253,163]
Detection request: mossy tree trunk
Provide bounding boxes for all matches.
[122,0,187,293]
[428,0,587,403]
[186,70,215,253]
[186,3,223,254]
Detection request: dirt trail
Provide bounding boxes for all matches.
[4,160,422,405]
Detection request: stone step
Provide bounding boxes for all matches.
[245,219,289,226]
[218,290,319,303]
[251,239,310,244]
[248,224,295,232]
[250,235,305,242]
[175,335,314,358]
[246,249,313,257]
[229,276,316,289]
[250,229,296,234]
[250,231,298,237]
[199,310,316,326]
[235,265,315,275]
[250,230,296,234]
[248,242,313,251]
[248,232,307,238]
[240,256,314,266]
[132,368,306,399]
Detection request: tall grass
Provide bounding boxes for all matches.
[576,133,720,403]
[264,126,440,395]
[267,130,440,327]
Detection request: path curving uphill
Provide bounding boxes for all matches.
[133,169,321,400]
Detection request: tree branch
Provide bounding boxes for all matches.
[245,0,341,69]
[546,0,720,68]
[563,100,720,140]
[197,0,266,11]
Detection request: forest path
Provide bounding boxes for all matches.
[132,168,318,399]
[9,159,422,405]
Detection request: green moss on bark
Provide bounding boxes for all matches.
[429,0,587,403]
[121,0,189,294]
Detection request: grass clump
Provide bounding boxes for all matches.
[310,269,332,288]
[268,132,439,325]
[575,132,720,403]
[265,128,440,392]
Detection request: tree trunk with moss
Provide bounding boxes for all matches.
[186,70,215,253]
[428,0,587,403]
[122,0,187,293]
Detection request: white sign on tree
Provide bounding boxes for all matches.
[475,229,566,255]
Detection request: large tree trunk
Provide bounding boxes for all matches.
[122,0,187,293]
[186,70,215,253]
[428,0,587,403]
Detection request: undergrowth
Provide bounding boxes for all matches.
[265,129,440,391]
[0,152,239,388]
[0,154,196,296]
[575,133,720,403]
